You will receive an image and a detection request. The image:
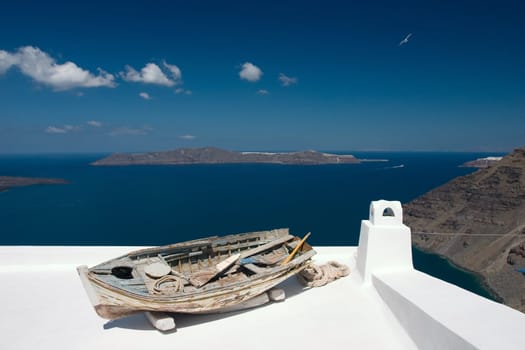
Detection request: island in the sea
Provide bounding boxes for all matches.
[92,147,367,166]
[0,176,68,192]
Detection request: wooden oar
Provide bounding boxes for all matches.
[280,232,311,266]
[189,253,240,288]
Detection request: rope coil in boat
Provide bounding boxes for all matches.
[153,275,185,294]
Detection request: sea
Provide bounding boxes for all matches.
[0,151,504,300]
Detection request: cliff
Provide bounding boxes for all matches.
[91,147,360,166]
[461,156,503,168]
[404,148,525,312]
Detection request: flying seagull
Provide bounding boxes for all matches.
[399,33,412,46]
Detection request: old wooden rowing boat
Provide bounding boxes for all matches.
[77,228,316,320]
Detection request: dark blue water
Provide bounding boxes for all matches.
[0,152,502,299]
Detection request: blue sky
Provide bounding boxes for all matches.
[0,0,524,153]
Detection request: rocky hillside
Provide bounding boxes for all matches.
[404,148,525,312]
[460,156,503,168]
[91,147,360,166]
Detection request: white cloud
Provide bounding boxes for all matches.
[0,50,17,74]
[278,73,297,86]
[239,62,262,82]
[139,92,151,100]
[163,61,182,81]
[44,124,82,134]
[257,89,269,95]
[87,120,102,127]
[0,46,115,90]
[175,87,192,95]
[179,134,196,140]
[120,62,181,86]
[63,124,77,131]
[45,124,82,134]
[45,122,153,136]
[45,126,68,134]
[46,121,102,133]
[109,126,153,136]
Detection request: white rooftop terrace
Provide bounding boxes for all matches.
[1,200,524,349]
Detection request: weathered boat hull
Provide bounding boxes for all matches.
[79,261,309,319]
[77,229,315,320]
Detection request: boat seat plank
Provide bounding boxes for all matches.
[243,263,267,274]
[239,235,294,259]
[212,239,274,254]
[128,238,216,259]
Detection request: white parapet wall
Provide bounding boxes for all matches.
[372,270,525,350]
[357,200,525,349]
